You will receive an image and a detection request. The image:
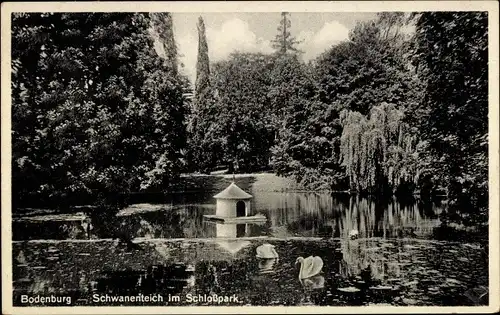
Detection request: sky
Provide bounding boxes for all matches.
[163,12,377,82]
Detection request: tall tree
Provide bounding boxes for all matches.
[271,12,302,55]
[187,16,217,173]
[339,103,421,195]
[151,12,178,75]
[194,16,210,106]
[274,13,420,190]
[210,53,275,172]
[411,12,488,225]
[268,55,342,190]
[11,13,187,210]
[315,15,419,116]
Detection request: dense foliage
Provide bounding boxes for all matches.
[315,19,418,116]
[12,13,187,209]
[209,53,276,172]
[339,103,421,195]
[411,12,488,226]
[270,13,421,191]
[12,12,489,228]
[269,55,343,190]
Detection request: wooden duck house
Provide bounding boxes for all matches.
[203,182,266,223]
[214,182,252,217]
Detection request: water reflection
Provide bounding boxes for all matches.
[213,223,252,255]
[13,220,88,240]
[195,261,221,294]
[301,275,325,290]
[339,238,390,281]
[95,263,196,298]
[299,275,325,306]
[214,223,250,238]
[12,237,488,306]
[258,258,278,273]
[13,175,445,241]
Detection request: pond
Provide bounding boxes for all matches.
[11,174,489,307]
[13,174,445,241]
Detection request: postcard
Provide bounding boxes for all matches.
[1,1,499,314]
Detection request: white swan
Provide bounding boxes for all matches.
[256,243,279,259]
[295,256,323,279]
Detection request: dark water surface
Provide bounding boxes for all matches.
[12,174,488,306]
[12,239,487,306]
[13,174,445,241]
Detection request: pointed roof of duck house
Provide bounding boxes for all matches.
[213,182,252,200]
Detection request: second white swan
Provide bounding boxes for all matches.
[295,256,323,279]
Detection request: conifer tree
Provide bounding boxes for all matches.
[194,16,211,112]
[186,16,216,173]
[271,12,303,55]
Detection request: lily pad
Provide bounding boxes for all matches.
[445,278,461,285]
[370,285,393,290]
[16,278,33,283]
[404,245,419,249]
[462,243,482,250]
[338,287,361,293]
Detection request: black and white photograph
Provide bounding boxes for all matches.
[1,1,499,313]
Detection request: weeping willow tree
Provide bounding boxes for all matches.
[340,103,421,194]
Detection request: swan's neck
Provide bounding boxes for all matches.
[298,260,305,279]
[271,248,278,258]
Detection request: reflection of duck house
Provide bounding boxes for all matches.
[214,223,252,255]
[203,182,266,223]
[215,222,250,238]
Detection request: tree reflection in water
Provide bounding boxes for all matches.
[14,176,445,241]
[270,194,443,240]
[299,275,325,305]
[95,263,196,298]
[12,237,488,306]
[12,175,467,306]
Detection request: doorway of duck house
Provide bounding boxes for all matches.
[236,200,246,217]
[236,224,246,237]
